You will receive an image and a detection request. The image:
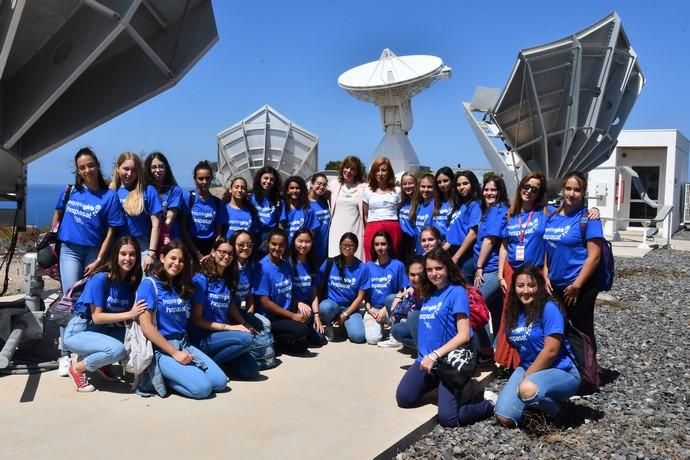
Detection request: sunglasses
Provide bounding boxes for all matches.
[521,183,541,194]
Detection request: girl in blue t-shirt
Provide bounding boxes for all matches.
[447,170,482,278]
[318,232,371,344]
[398,172,418,263]
[190,238,258,379]
[223,177,259,240]
[419,226,443,255]
[283,176,320,245]
[544,171,603,352]
[473,175,509,335]
[396,248,496,427]
[432,166,457,239]
[308,174,331,262]
[52,147,126,375]
[249,166,285,245]
[494,265,580,427]
[63,236,146,392]
[137,240,228,399]
[144,152,185,248]
[111,152,163,271]
[409,174,437,255]
[364,231,408,344]
[253,229,312,353]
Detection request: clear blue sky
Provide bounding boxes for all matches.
[29,0,690,187]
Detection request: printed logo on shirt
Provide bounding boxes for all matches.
[191,208,215,226]
[208,291,230,311]
[543,224,571,241]
[65,202,101,224]
[371,273,393,290]
[506,217,540,238]
[160,297,190,316]
[329,275,357,289]
[419,300,442,321]
[106,296,130,312]
[293,273,312,289]
[275,277,292,296]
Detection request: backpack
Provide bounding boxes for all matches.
[45,276,90,327]
[122,277,156,375]
[249,313,277,370]
[466,285,490,331]
[37,184,73,269]
[580,214,614,291]
[565,321,601,395]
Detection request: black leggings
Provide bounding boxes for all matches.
[270,318,310,344]
[555,279,599,353]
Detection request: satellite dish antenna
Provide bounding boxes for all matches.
[338,49,451,173]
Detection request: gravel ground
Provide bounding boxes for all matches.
[396,248,690,459]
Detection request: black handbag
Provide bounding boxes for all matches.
[36,184,73,269]
[436,344,478,397]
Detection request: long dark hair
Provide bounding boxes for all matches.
[369,230,393,262]
[508,171,547,218]
[410,173,437,225]
[73,147,108,191]
[434,166,457,216]
[200,237,237,291]
[420,248,465,297]
[289,228,316,276]
[335,232,359,278]
[144,151,178,189]
[283,176,310,210]
[481,175,509,215]
[92,236,142,289]
[151,240,194,299]
[456,170,481,203]
[252,166,282,206]
[504,265,559,333]
[338,156,365,184]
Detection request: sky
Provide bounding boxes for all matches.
[28,0,690,187]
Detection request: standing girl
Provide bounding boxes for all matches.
[190,238,258,379]
[283,176,320,245]
[494,266,580,427]
[328,156,367,260]
[544,171,603,352]
[52,147,126,375]
[224,176,260,240]
[432,166,457,239]
[410,174,437,254]
[111,152,163,271]
[250,166,285,243]
[63,237,146,391]
[308,173,331,262]
[362,157,401,260]
[398,172,418,263]
[446,171,482,278]
[395,248,496,427]
[137,241,228,399]
[145,152,185,248]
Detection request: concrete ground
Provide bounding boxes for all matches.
[1,340,438,459]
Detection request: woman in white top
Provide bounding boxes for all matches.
[362,157,401,261]
[328,155,367,260]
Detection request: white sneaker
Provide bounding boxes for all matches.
[484,390,499,407]
[57,356,71,377]
[377,337,402,348]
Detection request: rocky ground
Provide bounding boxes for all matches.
[398,248,690,459]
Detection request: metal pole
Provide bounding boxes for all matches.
[0,324,25,368]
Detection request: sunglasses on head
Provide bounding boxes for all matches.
[521,183,541,194]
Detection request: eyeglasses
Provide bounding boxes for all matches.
[236,243,254,250]
[521,183,541,194]
[215,249,232,258]
[150,165,166,171]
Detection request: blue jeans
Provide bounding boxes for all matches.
[495,365,581,424]
[59,242,99,356]
[157,339,228,399]
[477,270,502,336]
[391,309,419,349]
[136,236,149,269]
[318,299,366,343]
[192,330,258,379]
[63,316,126,371]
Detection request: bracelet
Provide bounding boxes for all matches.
[429,351,439,362]
[341,312,349,319]
[313,312,320,316]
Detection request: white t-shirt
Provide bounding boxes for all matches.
[362,186,400,222]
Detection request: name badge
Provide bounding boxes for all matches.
[515,245,525,261]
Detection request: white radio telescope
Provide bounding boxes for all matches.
[338,49,451,174]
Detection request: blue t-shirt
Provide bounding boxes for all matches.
[158,184,184,239]
[366,259,409,306]
[225,204,259,239]
[252,256,293,317]
[417,284,471,362]
[184,191,226,240]
[544,207,604,289]
[398,201,416,237]
[414,200,435,254]
[234,262,254,308]
[309,198,331,261]
[319,259,371,305]
[507,300,574,371]
[291,260,315,304]
[502,208,548,269]
[73,272,134,320]
[446,200,481,247]
[56,186,126,247]
[472,203,508,273]
[431,199,454,238]
[250,194,286,234]
[136,277,197,340]
[286,206,319,245]
[192,273,231,324]
[116,185,163,239]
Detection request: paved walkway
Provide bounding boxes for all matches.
[1,341,437,459]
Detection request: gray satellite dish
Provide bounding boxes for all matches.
[464,12,644,196]
[0,0,218,227]
[216,105,319,186]
[338,49,451,175]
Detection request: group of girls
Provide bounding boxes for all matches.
[52,147,604,427]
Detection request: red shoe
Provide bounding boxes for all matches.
[69,365,95,392]
[95,365,118,381]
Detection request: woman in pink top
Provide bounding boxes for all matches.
[328,156,367,260]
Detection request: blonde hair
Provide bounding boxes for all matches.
[110,152,145,216]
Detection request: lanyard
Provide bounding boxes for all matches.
[517,209,535,243]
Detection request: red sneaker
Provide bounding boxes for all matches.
[69,365,95,392]
[95,365,118,381]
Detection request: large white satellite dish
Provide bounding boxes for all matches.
[338,49,451,173]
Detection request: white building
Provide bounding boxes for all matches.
[587,129,689,237]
